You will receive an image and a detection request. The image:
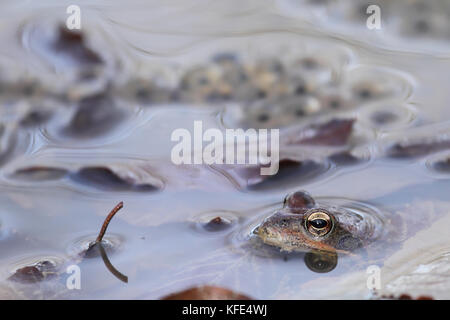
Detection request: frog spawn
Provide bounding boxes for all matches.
[222,58,411,131]
[3,21,414,184]
[277,0,450,52]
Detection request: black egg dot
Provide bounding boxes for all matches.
[23,85,36,96]
[136,88,150,100]
[302,58,318,70]
[371,111,397,125]
[198,77,208,85]
[295,108,305,117]
[295,86,306,95]
[329,100,340,109]
[414,20,430,33]
[358,89,372,99]
[310,219,327,229]
[257,90,267,99]
[257,113,270,123]
[221,92,231,100]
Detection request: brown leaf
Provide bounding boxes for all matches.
[8,261,58,284]
[63,93,126,137]
[11,166,68,181]
[51,25,103,67]
[69,164,163,191]
[161,286,252,300]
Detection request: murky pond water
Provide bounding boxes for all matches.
[0,0,450,299]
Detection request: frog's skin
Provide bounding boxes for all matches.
[255,191,384,254]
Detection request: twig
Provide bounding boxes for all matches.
[98,242,128,283]
[96,201,123,243]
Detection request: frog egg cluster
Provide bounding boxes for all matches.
[217,51,412,129]
[278,0,450,52]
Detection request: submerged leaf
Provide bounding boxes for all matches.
[8,261,58,284]
[63,93,126,137]
[11,166,68,181]
[161,286,252,300]
[69,164,163,191]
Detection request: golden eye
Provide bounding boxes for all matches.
[305,211,333,236]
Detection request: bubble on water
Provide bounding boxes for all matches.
[190,211,241,235]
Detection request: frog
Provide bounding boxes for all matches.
[254,190,382,255]
[250,190,394,273]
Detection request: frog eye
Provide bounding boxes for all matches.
[305,211,333,236]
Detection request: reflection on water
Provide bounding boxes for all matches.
[0,0,449,300]
[304,250,338,273]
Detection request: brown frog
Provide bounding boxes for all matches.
[255,191,384,255]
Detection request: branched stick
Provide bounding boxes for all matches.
[96,201,123,243]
